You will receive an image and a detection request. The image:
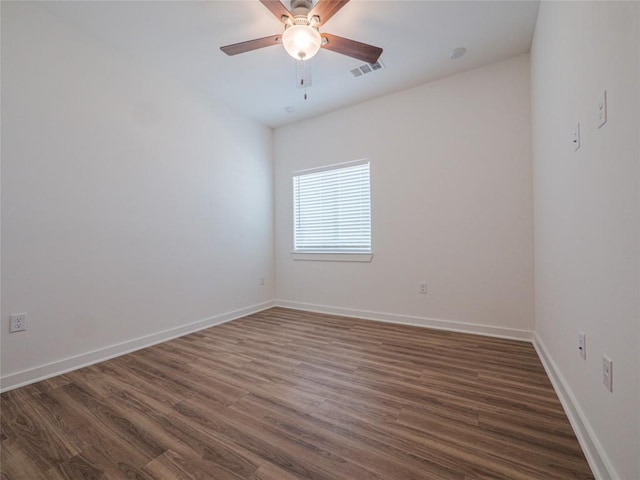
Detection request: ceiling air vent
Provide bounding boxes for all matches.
[350,60,385,78]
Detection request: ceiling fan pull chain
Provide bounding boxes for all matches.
[296,58,311,98]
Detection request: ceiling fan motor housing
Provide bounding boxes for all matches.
[290,0,313,19]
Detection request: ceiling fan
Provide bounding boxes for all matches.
[220,0,383,65]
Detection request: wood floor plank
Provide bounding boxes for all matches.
[0,389,80,473]
[142,448,247,480]
[110,388,265,478]
[230,392,463,480]
[248,463,303,480]
[1,438,50,480]
[1,307,593,479]
[44,453,106,480]
[41,387,162,473]
[395,409,591,477]
[173,398,386,480]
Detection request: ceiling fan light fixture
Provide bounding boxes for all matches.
[282,24,322,60]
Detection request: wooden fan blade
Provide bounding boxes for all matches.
[308,0,350,26]
[220,35,282,56]
[259,0,293,22]
[321,33,382,64]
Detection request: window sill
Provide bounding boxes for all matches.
[291,252,373,263]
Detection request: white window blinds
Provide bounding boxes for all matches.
[293,161,371,252]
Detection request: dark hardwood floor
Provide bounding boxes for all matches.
[1,307,593,479]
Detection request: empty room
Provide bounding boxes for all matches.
[1,1,639,479]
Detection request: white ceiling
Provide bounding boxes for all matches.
[37,1,540,128]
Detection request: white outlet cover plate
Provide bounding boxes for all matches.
[602,355,613,392]
[597,90,607,128]
[9,313,27,333]
[572,122,580,151]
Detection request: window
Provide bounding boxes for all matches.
[292,160,372,261]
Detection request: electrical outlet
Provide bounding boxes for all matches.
[419,282,427,294]
[602,355,613,392]
[260,276,265,286]
[9,313,27,333]
[578,331,586,359]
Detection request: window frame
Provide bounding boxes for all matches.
[291,159,373,263]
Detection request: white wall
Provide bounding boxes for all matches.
[3,2,638,476]
[0,2,274,388]
[274,55,534,338]
[531,2,639,479]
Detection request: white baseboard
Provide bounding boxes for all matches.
[533,333,616,480]
[0,301,275,393]
[274,300,533,341]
